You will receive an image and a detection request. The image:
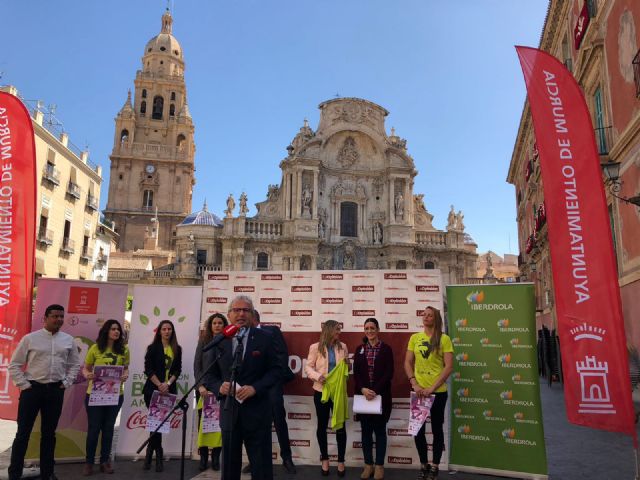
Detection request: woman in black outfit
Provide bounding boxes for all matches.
[142,320,182,472]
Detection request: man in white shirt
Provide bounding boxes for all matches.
[7,304,81,480]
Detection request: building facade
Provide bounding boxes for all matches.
[1,86,103,280]
[104,10,195,252]
[508,0,640,347]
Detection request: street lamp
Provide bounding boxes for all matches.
[601,161,640,207]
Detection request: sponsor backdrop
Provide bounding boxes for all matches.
[202,269,446,468]
[447,284,547,479]
[27,278,128,460]
[0,91,37,421]
[117,285,202,457]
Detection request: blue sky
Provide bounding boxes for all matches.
[3,1,549,255]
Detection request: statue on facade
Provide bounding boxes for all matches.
[373,222,383,244]
[318,217,326,239]
[456,210,465,230]
[484,252,496,280]
[302,184,312,215]
[239,192,249,216]
[225,194,235,218]
[447,205,456,230]
[343,252,354,270]
[395,192,404,219]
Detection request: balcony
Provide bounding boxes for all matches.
[42,164,60,186]
[60,237,75,255]
[80,245,93,261]
[594,126,613,156]
[86,194,99,211]
[37,228,54,246]
[66,181,81,199]
[115,141,188,161]
[415,231,448,247]
[245,220,283,239]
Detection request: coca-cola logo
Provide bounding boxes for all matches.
[352,310,375,316]
[207,297,227,304]
[126,410,183,430]
[388,456,412,464]
[416,285,439,292]
[208,274,229,280]
[289,440,311,447]
[321,298,343,304]
[322,274,343,280]
[386,323,408,329]
[260,298,282,304]
[290,310,312,316]
[291,286,312,292]
[288,412,311,420]
[234,286,255,292]
[385,298,408,304]
[384,273,407,279]
[352,286,374,292]
[262,274,282,280]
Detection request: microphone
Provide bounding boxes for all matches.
[202,324,239,352]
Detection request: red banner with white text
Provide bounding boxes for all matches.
[0,92,36,420]
[516,46,636,442]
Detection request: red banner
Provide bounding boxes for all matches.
[0,92,36,420]
[516,47,637,442]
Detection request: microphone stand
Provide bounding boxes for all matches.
[223,331,245,480]
[136,350,223,480]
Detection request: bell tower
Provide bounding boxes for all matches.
[104,9,195,252]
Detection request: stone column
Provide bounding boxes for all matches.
[312,170,318,219]
[296,170,302,217]
[389,177,395,223]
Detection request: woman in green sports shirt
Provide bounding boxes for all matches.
[404,306,453,480]
[82,319,129,476]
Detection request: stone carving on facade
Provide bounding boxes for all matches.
[337,137,360,168]
[225,194,235,218]
[395,192,404,219]
[331,179,367,200]
[267,184,280,201]
[372,176,384,196]
[301,184,313,216]
[388,127,407,150]
[373,222,383,244]
[329,102,381,130]
[343,251,354,269]
[318,216,326,240]
[447,205,456,230]
[457,210,465,230]
[239,192,249,217]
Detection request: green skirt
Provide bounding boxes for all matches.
[196,396,222,449]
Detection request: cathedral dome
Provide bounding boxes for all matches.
[144,10,183,60]
[180,202,222,227]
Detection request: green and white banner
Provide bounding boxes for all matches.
[447,284,547,479]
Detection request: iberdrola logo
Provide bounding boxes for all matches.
[497,319,510,327]
[480,338,490,345]
[482,410,493,418]
[499,354,511,363]
[455,318,468,327]
[452,337,461,344]
[512,374,521,381]
[453,372,461,379]
[502,428,516,439]
[457,388,470,397]
[500,390,513,400]
[510,338,520,346]
[456,352,469,361]
[481,373,491,380]
[514,412,525,420]
[466,291,485,304]
[458,425,471,434]
[453,408,462,416]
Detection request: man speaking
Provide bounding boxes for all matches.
[204,295,281,480]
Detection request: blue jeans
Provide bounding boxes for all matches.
[360,415,387,465]
[84,394,124,464]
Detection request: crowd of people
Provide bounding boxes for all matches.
[6,298,453,480]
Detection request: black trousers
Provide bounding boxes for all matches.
[414,391,448,465]
[222,419,273,480]
[8,382,65,480]
[313,391,347,462]
[270,383,292,461]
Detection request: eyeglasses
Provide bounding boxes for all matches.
[229,307,252,314]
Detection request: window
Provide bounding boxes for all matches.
[196,249,207,265]
[152,96,164,120]
[593,87,607,154]
[257,252,269,270]
[171,92,176,101]
[176,134,186,148]
[340,202,358,237]
[169,104,175,116]
[142,89,147,98]
[143,190,154,208]
[120,129,129,143]
[424,261,435,269]
[140,101,146,115]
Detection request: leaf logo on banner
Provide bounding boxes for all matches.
[140,314,149,326]
[139,306,187,325]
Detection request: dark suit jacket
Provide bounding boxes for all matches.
[352,341,394,421]
[203,327,281,431]
[142,342,182,405]
[260,325,295,383]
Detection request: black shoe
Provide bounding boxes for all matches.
[155,447,164,472]
[426,466,439,480]
[337,465,346,478]
[418,465,431,480]
[143,446,153,470]
[321,467,330,477]
[199,447,208,471]
[211,447,221,471]
[242,463,252,474]
[283,458,297,474]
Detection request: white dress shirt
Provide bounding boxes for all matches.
[8,328,81,390]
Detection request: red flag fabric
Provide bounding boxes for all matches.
[0,92,36,420]
[516,46,637,442]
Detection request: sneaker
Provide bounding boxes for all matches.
[426,466,439,480]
